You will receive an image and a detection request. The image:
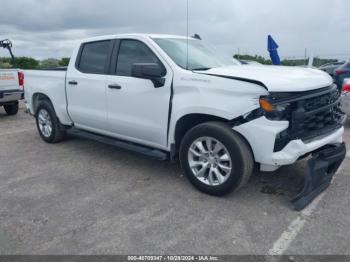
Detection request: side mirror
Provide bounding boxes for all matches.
[131,63,166,88]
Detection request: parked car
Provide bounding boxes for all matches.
[0,39,24,115]
[319,61,346,77]
[335,61,350,89]
[24,34,346,210]
[341,78,350,117]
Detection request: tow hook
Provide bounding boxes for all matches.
[291,143,346,211]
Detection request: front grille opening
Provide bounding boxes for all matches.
[273,86,344,152]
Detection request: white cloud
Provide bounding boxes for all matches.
[0,0,349,60]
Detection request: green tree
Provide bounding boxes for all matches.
[234,54,339,67]
[13,57,39,69]
[40,58,60,69]
[0,60,12,69]
[59,57,70,66]
[234,54,272,65]
[0,57,12,68]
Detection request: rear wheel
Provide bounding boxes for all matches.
[179,122,254,196]
[4,102,19,115]
[35,100,66,143]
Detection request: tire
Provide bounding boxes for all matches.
[4,102,19,115]
[35,100,66,143]
[179,122,254,196]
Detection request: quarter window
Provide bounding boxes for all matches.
[116,40,164,76]
[78,41,111,74]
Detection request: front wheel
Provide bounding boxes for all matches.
[179,122,254,196]
[4,102,19,115]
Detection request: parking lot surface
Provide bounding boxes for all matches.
[0,103,349,255]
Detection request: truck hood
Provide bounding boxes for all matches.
[199,65,333,92]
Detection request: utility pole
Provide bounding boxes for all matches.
[304,48,308,65]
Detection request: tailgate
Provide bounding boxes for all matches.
[0,69,19,91]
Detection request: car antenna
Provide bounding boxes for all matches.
[186,0,191,70]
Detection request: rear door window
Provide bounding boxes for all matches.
[78,41,112,74]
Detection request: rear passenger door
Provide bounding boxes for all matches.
[105,38,173,149]
[66,40,114,132]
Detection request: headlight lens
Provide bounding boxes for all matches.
[259,98,275,112]
[259,96,290,120]
[275,103,290,112]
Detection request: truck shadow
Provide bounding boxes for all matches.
[68,133,307,209]
[0,108,7,118]
[255,165,304,199]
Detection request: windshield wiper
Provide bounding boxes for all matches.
[192,67,212,71]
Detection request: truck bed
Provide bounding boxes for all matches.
[0,69,20,91]
[25,69,71,124]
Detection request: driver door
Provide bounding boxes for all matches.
[105,39,173,149]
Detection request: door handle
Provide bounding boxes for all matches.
[68,80,78,85]
[108,84,122,90]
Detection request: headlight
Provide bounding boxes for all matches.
[275,103,290,112]
[259,97,290,120]
[259,98,275,112]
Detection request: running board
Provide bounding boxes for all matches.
[68,128,168,161]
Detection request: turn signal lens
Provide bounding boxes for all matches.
[259,98,275,112]
[18,71,24,90]
[342,83,350,93]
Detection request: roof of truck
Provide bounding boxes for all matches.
[81,33,190,43]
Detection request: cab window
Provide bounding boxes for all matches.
[78,40,111,74]
[116,40,164,76]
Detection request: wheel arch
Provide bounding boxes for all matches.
[32,92,54,115]
[171,113,255,162]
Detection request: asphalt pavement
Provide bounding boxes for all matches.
[0,103,349,255]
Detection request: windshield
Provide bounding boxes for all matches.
[153,38,240,70]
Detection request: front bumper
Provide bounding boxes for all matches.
[234,116,344,172]
[291,142,346,210]
[0,90,23,104]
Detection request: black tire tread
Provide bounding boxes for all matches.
[4,102,19,115]
[36,100,66,143]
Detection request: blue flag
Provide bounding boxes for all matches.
[267,35,281,65]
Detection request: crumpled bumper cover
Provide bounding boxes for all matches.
[233,116,344,171]
[291,142,346,211]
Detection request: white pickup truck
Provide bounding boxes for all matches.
[25,34,346,210]
[0,39,24,115]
